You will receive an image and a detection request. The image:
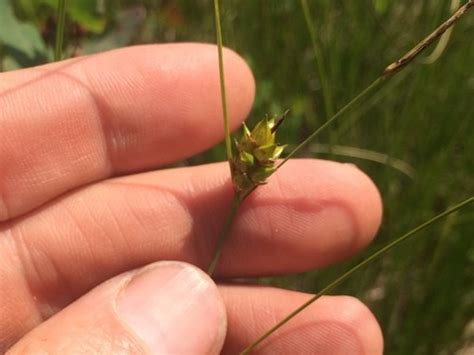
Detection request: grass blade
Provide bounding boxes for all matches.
[420,0,460,65]
[383,0,473,76]
[54,0,67,62]
[213,0,233,162]
[207,194,240,276]
[278,0,474,169]
[241,196,474,354]
[278,77,383,167]
[309,144,416,178]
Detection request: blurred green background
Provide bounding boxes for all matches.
[1,0,473,353]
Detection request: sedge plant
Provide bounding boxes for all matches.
[208,0,474,353]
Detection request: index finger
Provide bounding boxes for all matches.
[0,43,255,221]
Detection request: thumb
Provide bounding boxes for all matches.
[9,261,227,354]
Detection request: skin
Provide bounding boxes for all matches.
[0,43,384,354]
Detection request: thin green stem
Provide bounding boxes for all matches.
[213,0,233,162]
[300,0,334,119]
[383,0,473,76]
[207,194,241,276]
[308,143,416,178]
[278,77,384,168]
[277,0,473,170]
[54,0,67,62]
[207,0,239,279]
[241,196,474,354]
[420,0,460,65]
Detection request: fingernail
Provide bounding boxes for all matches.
[117,261,226,354]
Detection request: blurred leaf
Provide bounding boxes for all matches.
[81,7,145,54]
[372,0,389,14]
[16,0,39,20]
[20,0,107,33]
[0,0,48,68]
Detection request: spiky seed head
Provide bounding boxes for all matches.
[231,113,287,198]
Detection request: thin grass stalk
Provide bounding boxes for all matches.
[383,0,473,77]
[278,77,383,167]
[54,0,67,62]
[278,0,474,169]
[420,0,460,65]
[309,144,416,178]
[207,0,237,277]
[213,0,233,162]
[207,195,240,276]
[240,196,474,354]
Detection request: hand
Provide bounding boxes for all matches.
[0,44,383,354]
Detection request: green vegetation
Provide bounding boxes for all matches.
[1,1,473,353]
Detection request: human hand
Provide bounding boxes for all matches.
[0,44,383,354]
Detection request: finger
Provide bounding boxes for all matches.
[1,160,382,345]
[7,262,226,354]
[0,43,255,221]
[219,285,384,354]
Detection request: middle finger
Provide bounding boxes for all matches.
[0,159,381,338]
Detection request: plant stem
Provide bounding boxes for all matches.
[419,0,460,65]
[308,143,416,178]
[383,0,473,77]
[208,0,237,277]
[278,0,474,169]
[213,0,233,162]
[54,0,67,62]
[207,194,240,276]
[240,196,474,354]
[278,77,383,168]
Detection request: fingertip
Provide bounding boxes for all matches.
[220,286,384,355]
[117,261,227,354]
[331,296,384,355]
[337,163,383,251]
[0,43,255,220]
[221,45,256,130]
[279,159,383,252]
[222,159,383,274]
[84,42,255,169]
[8,261,227,355]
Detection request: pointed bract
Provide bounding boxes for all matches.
[231,112,287,198]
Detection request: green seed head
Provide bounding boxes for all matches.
[231,112,287,198]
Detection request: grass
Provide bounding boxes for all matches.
[2,1,473,353]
